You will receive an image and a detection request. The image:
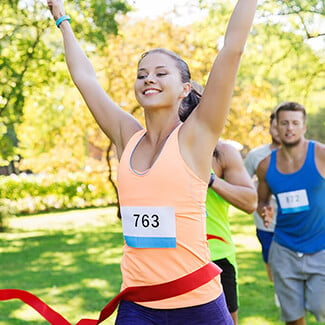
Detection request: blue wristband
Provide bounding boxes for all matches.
[55,15,71,28]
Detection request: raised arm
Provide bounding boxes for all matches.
[47,0,142,158]
[182,0,258,157]
[210,143,257,214]
[256,157,274,228]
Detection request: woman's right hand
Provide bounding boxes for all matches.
[47,0,66,21]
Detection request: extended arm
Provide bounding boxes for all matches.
[210,143,257,214]
[256,158,274,228]
[47,0,142,158]
[180,0,258,179]
[186,0,257,144]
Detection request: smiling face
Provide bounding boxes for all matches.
[134,51,190,111]
[277,110,306,147]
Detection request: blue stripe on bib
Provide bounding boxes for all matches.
[281,205,310,214]
[124,236,176,248]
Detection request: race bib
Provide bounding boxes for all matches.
[277,189,310,214]
[121,206,176,248]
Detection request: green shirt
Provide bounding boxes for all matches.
[206,187,237,268]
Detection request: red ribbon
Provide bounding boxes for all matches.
[0,289,71,325]
[207,234,228,243]
[0,262,221,324]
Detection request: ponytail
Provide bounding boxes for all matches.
[179,81,203,122]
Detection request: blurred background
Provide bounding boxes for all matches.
[1,0,324,222]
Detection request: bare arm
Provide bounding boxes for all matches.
[210,143,257,214]
[180,0,258,180]
[184,1,257,145]
[256,157,274,228]
[316,142,325,177]
[47,0,142,158]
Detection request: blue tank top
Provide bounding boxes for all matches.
[266,141,325,253]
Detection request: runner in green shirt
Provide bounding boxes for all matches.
[207,141,257,325]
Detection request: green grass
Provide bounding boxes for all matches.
[0,207,323,324]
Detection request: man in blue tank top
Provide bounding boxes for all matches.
[244,112,280,306]
[256,102,325,325]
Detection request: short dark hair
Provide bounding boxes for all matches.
[274,101,306,121]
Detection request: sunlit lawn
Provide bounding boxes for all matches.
[0,206,323,324]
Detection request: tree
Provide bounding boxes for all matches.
[0,0,130,167]
[261,0,325,40]
[0,1,50,164]
[15,1,325,210]
[194,1,324,152]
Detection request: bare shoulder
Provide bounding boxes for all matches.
[315,141,325,158]
[215,141,243,167]
[256,154,270,179]
[314,141,325,176]
[216,141,241,158]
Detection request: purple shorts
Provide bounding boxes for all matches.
[115,293,233,324]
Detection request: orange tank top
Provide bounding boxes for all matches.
[117,124,222,309]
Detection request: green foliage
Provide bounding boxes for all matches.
[235,20,325,150]
[0,172,116,219]
[260,0,325,41]
[0,207,322,324]
[306,107,325,142]
[72,0,131,47]
[17,86,91,173]
[262,0,324,15]
[0,207,122,325]
[195,2,325,149]
[0,0,130,164]
[3,0,325,179]
[0,1,51,163]
[0,205,12,231]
